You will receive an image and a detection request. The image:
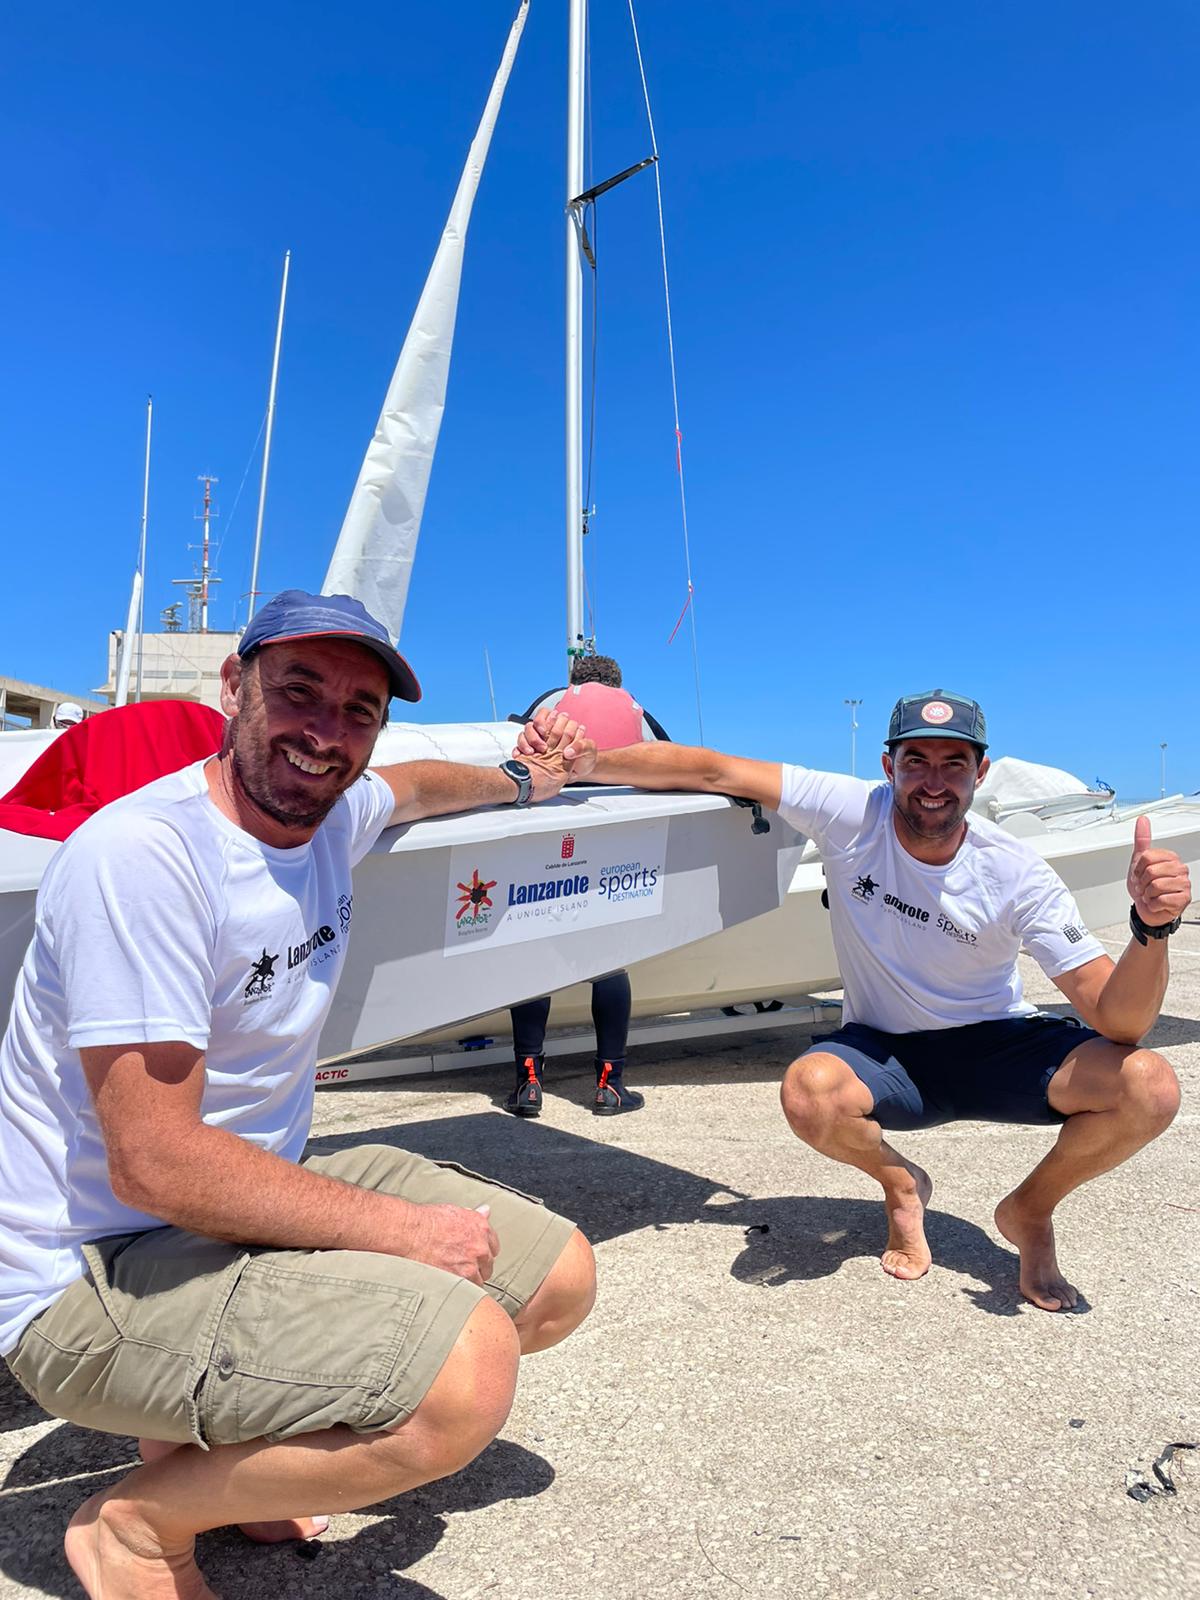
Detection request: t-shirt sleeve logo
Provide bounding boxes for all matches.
[1062,923,1086,944]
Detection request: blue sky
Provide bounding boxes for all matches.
[3,2,1197,796]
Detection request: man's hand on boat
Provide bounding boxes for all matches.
[518,710,785,808]
[1127,816,1192,928]
[376,714,595,823]
[518,711,597,796]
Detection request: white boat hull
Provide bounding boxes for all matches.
[5,722,1198,1068]
[405,798,1200,1047]
[0,724,805,1061]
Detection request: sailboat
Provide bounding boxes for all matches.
[0,2,806,1062]
[4,2,1198,1077]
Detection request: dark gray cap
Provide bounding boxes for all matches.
[887,690,987,750]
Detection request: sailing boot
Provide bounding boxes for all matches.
[505,1054,545,1118]
[593,1059,644,1116]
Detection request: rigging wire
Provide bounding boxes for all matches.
[627,0,704,742]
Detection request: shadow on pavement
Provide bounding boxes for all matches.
[0,1361,50,1435]
[307,1113,1049,1315]
[0,1433,552,1600]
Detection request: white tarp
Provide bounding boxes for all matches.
[973,755,1097,813]
[322,1,529,641]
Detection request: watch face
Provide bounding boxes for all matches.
[508,761,530,778]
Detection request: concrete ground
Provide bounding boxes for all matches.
[2,914,1198,1600]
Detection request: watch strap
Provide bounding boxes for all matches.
[1129,903,1182,945]
[499,760,533,807]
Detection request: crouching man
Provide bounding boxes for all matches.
[0,591,597,1599]
[529,688,1189,1312]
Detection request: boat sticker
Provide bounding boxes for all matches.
[444,819,668,955]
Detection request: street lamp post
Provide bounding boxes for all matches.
[1160,742,1167,800]
[844,698,863,777]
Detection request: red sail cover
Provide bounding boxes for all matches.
[0,702,226,841]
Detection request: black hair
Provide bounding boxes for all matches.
[569,654,622,688]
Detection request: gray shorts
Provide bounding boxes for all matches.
[5,1144,577,1449]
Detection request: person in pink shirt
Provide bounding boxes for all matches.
[506,656,663,1118]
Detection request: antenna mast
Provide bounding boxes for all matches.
[172,474,222,631]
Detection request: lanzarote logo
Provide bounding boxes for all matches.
[852,874,878,903]
[456,868,498,925]
[560,833,576,861]
[244,948,279,1000]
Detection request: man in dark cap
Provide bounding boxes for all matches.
[0,591,597,1599]
[523,689,1190,1313]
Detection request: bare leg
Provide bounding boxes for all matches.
[137,1439,328,1544]
[995,1040,1180,1311]
[512,1227,596,1354]
[66,1295,520,1600]
[781,1053,934,1280]
[127,1228,593,1557]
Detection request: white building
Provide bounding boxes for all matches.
[97,630,238,712]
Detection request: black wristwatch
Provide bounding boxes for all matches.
[1129,904,1183,945]
[498,759,533,807]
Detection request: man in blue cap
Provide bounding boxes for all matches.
[524,689,1191,1313]
[0,591,597,1599]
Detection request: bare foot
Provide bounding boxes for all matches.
[880,1162,933,1280]
[65,1483,216,1600]
[138,1439,329,1544]
[994,1195,1079,1311]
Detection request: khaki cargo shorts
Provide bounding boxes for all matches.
[6,1144,576,1449]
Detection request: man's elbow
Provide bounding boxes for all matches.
[1102,1023,1149,1048]
[105,1141,184,1218]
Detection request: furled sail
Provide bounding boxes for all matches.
[322,0,529,640]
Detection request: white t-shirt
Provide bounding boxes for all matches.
[0,759,395,1355]
[777,765,1104,1035]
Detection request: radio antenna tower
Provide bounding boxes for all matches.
[172,474,222,632]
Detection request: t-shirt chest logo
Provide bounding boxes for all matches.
[882,892,930,926]
[244,948,280,1003]
[287,924,338,972]
[852,874,879,903]
[241,920,342,1006]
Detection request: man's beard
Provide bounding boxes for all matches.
[228,720,360,831]
[894,792,968,842]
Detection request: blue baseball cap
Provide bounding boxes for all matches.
[239,590,422,703]
[886,689,987,750]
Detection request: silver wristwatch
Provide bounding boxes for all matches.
[498,759,533,807]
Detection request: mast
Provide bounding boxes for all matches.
[197,474,216,631]
[248,248,291,622]
[564,0,587,669]
[135,395,153,701]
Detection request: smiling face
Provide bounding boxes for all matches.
[214,637,389,844]
[882,736,990,861]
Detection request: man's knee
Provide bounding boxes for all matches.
[1116,1047,1181,1131]
[390,1297,520,1481]
[514,1228,596,1354]
[781,1052,870,1133]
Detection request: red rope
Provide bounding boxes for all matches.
[667,581,694,644]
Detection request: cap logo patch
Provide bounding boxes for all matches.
[921,700,954,725]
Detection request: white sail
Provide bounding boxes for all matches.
[323,0,529,640]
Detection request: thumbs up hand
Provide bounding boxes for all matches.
[1127,815,1192,927]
